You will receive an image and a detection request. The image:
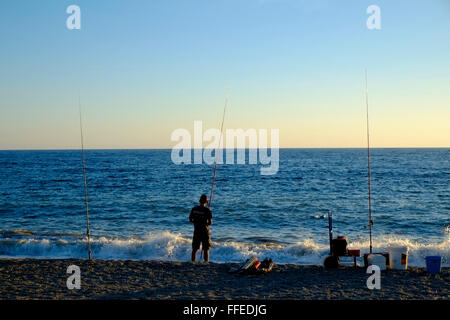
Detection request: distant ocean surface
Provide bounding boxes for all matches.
[0,149,448,266]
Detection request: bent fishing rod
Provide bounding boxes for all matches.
[79,96,92,260]
[208,98,228,210]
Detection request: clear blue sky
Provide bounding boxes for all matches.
[0,0,449,149]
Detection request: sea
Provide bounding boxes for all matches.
[0,149,448,266]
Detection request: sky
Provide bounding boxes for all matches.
[0,0,449,149]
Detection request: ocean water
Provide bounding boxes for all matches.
[0,149,448,266]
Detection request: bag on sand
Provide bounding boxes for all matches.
[228,257,275,275]
[228,256,259,274]
[257,258,275,274]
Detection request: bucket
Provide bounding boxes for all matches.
[367,254,387,270]
[425,256,442,274]
[389,247,409,270]
[364,252,390,268]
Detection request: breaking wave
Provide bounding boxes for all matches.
[0,230,448,267]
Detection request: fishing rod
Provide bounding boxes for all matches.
[199,98,227,260]
[78,96,92,260]
[328,210,333,255]
[365,70,373,254]
[208,98,228,209]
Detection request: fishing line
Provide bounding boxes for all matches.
[365,69,373,254]
[79,95,92,260]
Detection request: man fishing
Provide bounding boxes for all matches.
[189,194,212,263]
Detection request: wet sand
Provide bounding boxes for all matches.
[0,259,447,300]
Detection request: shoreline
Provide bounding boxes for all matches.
[0,258,448,300]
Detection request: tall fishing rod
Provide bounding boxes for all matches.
[365,70,373,254]
[208,98,228,209]
[199,98,227,260]
[78,96,92,260]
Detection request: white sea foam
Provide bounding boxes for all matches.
[0,231,448,267]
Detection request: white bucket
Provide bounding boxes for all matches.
[367,254,387,270]
[389,246,409,270]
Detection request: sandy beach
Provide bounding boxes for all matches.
[0,259,447,300]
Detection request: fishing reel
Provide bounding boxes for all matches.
[364,220,374,228]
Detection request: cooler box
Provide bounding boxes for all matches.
[348,249,360,256]
[339,256,356,267]
[389,247,409,270]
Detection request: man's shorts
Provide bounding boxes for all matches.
[192,232,212,251]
